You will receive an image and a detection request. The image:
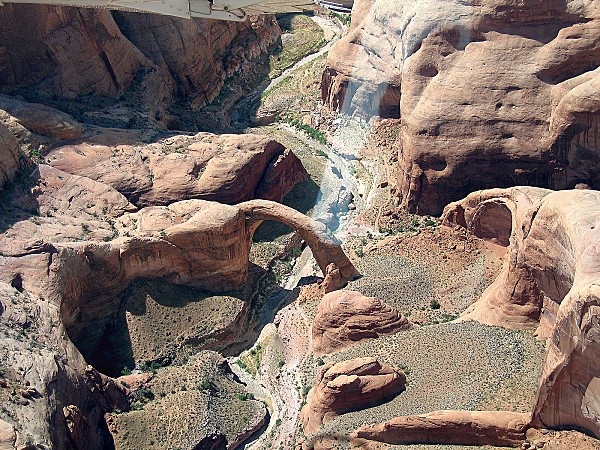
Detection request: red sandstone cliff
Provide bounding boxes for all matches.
[321,0,600,214]
[0,6,280,126]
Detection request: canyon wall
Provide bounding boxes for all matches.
[346,186,600,447]
[0,6,280,125]
[322,0,600,214]
[443,187,600,439]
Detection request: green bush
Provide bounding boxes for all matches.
[430,299,441,310]
[237,392,255,401]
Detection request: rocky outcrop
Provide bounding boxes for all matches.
[0,95,84,139]
[348,187,600,448]
[300,357,405,435]
[441,187,600,439]
[312,290,412,355]
[46,132,308,206]
[0,6,280,125]
[351,410,530,447]
[322,0,600,214]
[0,120,29,191]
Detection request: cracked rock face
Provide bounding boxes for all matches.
[322,0,600,214]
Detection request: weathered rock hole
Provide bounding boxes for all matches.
[428,160,448,171]
[501,133,514,139]
[496,102,503,110]
[471,202,513,247]
[419,65,439,77]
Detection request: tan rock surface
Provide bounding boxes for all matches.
[0,120,29,191]
[300,357,405,435]
[322,0,600,214]
[0,419,15,450]
[0,118,353,449]
[0,95,84,139]
[312,290,412,355]
[46,132,308,206]
[351,410,530,447]
[0,193,355,447]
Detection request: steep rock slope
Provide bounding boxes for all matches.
[322,0,600,214]
[439,187,600,440]
[0,6,280,125]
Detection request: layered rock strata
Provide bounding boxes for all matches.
[300,357,405,435]
[312,290,412,355]
[322,0,600,214]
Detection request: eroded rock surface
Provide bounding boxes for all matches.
[0,108,356,447]
[312,290,412,355]
[300,357,405,435]
[46,132,308,206]
[0,6,280,125]
[322,0,600,214]
[348,187,600,447]
[351,410,530,447]
[0,95,84,139]
[0,120,29,191]
[442,187,600,439]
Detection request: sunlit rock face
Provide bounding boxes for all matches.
[0,6,280,125]
[443,186,600,439]
[322,0,600,215]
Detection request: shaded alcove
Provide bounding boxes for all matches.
[469,201,513,247]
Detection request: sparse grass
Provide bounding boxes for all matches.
[269,14,326,79]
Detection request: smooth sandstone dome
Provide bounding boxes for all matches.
[312,290,412,355]
[322,0,600,214]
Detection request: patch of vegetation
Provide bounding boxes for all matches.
[331,12,351,26]
[270,13,326,78]
[282,114,327,144]
[378,215,440,235]
[237,392,255,401]
[131,387,155,410]
[429,299,441,310]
